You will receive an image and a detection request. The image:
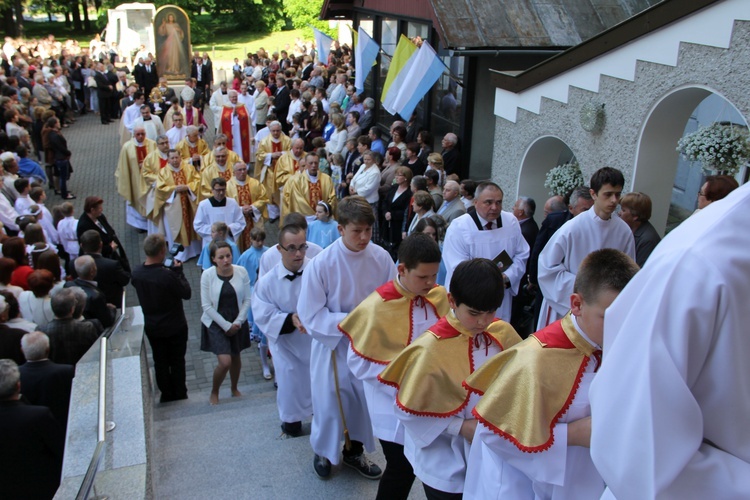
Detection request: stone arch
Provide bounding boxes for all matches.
[633,85,748,234]
[518,136,576,223]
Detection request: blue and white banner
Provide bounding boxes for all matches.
[354,27,380,95]
[383,41,446,120]
[313,28,334,65]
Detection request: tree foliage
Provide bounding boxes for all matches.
[283,0,335,38]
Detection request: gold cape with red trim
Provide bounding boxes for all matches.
[463,313,596,452]
[339,280,450,365]
[378,313,521,417]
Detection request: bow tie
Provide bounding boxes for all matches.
[285,270,303,281]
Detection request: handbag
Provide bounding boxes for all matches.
[86,76,97,88]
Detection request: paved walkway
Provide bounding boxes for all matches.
[64,109,426,498]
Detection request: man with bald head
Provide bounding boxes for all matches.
[219,89,254,164]
[441,133,461,176]
[63,256,117,328]
[141,135,171,231]
[255,120,291,220]
[435,179,466,224]
[200,146,234,199]
[281,153,337,224]
[116,124,156,231]
[203,134,240,169]
[275,138,306,192]
[175,125,209,170]
[227,161,269,251]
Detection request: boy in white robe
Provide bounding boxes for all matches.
[252,224,312,437]
[590,182,750,499]
[297,196,396,480]
[340,233,450,498]
[379,259,522,498]
[537,167,635,329]
[463,249,638,500]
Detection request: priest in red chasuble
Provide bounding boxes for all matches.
[219,90,254,165]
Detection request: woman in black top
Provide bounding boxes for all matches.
[77,196,130,272]
[381,166,413,260]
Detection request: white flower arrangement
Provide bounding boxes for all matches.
[677,122,750,175]
[545,160,584,197]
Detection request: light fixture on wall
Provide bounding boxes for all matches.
[580,102,605,133]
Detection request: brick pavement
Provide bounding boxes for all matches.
[63,105,279,397]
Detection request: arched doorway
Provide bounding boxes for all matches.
[633,86,748,234]
[518,136,576,224]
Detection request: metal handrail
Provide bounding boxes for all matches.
[75,290,127,500]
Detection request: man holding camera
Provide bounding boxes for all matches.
[131,234,192,403]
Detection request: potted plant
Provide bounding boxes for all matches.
[677,122,750,175]
[545,160,584,197]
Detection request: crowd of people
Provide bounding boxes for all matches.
[1,32,748,500]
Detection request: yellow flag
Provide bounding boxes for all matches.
[348,24,358,49]
[381,35,418,103]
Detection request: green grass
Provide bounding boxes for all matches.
[17,15,307,68]
[193,28,306,68]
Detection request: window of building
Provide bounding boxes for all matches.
[431,53,464,151]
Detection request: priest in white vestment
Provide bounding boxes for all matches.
[442,181,529,322]
[208,81,229,132]
[590,181,750,499]
[537,168,635,329]
[120,92,146,145]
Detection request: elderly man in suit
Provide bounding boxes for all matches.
[19,331,74,428]
[43,288,102,365]
[510,196,539,336]
[0,359,64,500]
[63,256,117,329]
[79,230,131,306]
[435,180,466,225]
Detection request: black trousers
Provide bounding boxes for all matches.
[98,92,111,123]
[423,483,462,500]
[146,327,188,402]
[376,439,415,500]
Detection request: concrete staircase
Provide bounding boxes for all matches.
[151,377,427,499]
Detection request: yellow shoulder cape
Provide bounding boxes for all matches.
[339,279,450,365]
[378,313,521,417]
[464,314,597,452]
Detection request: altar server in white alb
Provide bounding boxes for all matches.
[193,177,245,251]
[442,181,529,322]
[257,213,323,277]
[252,224,312,438]
[463,249,638,500]
[297,196,396,480]
[340,233,450,498]
[590,181,750,499]
[537,167,635,329]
